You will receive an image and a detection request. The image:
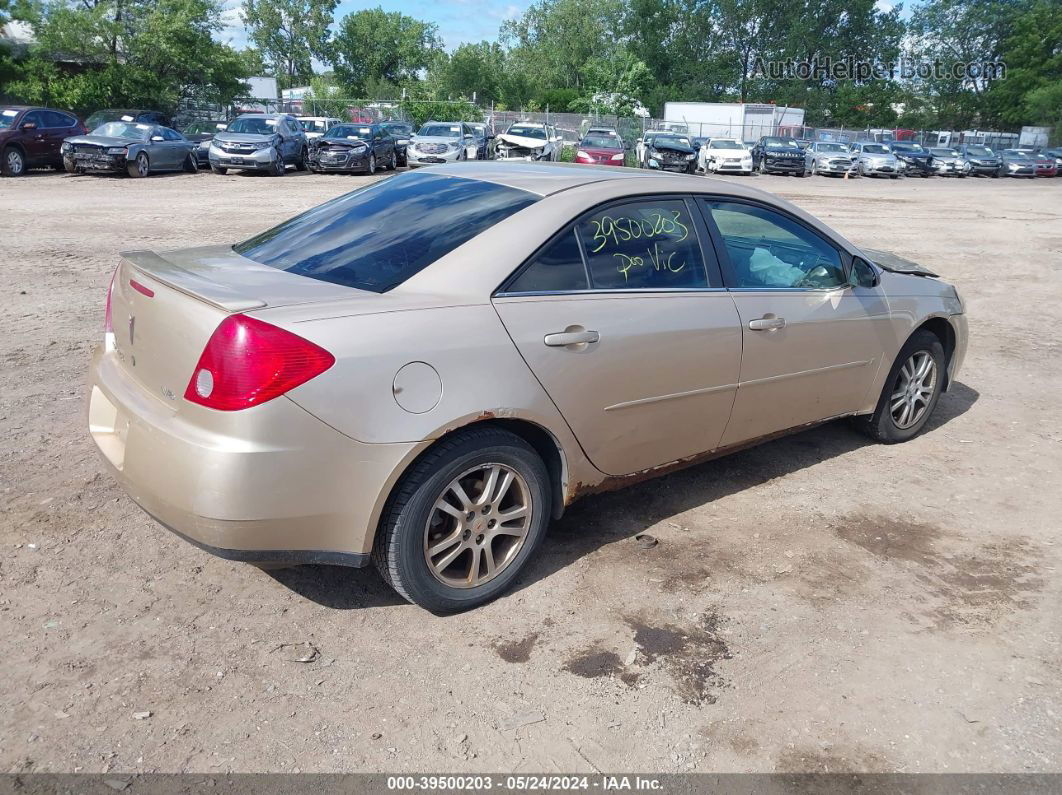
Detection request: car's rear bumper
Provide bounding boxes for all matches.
[87,345,419,563]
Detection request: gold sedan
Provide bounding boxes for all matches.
[88,163,967,611]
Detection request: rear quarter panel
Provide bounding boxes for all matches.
[259,302,596,485]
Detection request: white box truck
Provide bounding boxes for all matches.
[662,102,804,142]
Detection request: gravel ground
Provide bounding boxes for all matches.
[1,165,1061,775]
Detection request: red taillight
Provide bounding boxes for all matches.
[184,315,335,411]
[104,267,118,334]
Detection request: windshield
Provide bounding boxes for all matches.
[234,172,538,293]
[92,121,151,139]
[764,138,798,149]
[894,144,924,153]
[184,121,224,135]
[1004,150,1031,159]
[86,110,141,128]
[326,125,372,140]
[506,125,547,140]
[966,146,993,156]
[653,135,691,148]
[468,124,487,138]
[381,123,412,137]
[709,140,744,149]
[581,135,622,149]
[419,124,463,138]
[0,108,20,129]
[299,119,329,132]
[862,144,890,154]
[817,143,848,153]
[227,117,278,135]
[930,148,959,157]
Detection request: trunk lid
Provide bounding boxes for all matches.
[109,246,365,406]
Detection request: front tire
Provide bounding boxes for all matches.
[367,153,376,175]
[294,147,308,171]
[182,152,197,173]
[270,155,285,176]
[388,150,397,170]
[758,159,768,175]
[373,427,551,613]
[210,164,227,175]
[856,330,945,444]
[63,156,77,174]
[127,152,149,178]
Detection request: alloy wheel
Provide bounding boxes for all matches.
[368,154,376,174]
[6,148,25,175]
[135,153,149,177]
[423,463,533,589]
[890,351,937,430]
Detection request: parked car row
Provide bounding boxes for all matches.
[5,102,1061,182]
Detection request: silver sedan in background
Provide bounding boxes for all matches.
[805,141,856,177]
[849,142,901,178]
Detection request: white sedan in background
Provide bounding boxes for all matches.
[698,138,753,175]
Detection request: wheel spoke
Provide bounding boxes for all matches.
[477,465,500,506]
[496,505,528,523]
[427,531,462,557]
[435,499,465,521]
[467,546,482,584]
[492,470,515,505]
[482,544,497,577]
[448,481,474,512]
[433,542,466,574]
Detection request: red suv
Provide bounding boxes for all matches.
[1,106,87,176]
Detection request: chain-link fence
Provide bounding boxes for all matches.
[175,95,1047,151]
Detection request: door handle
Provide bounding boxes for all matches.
[544,329,600,347]
[748,315,786,331]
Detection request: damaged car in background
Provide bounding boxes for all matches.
[494,122,562,162]
[891,142,934,177]
[308,123,397,174]
[638,131,696,172]
[62,121,196,177]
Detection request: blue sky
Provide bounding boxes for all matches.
[217,0,529,53]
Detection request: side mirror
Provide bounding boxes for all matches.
[151,135,164,141]
[21,121,37,130]
[849,257,879,289]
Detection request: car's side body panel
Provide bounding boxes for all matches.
[493,292,742,475]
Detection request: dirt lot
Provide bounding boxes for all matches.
[2,165,1061,775]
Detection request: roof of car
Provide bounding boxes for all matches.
[427,161,807,200]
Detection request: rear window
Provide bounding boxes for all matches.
[234,172,538,293]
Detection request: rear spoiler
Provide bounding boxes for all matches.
[120,250,266,312]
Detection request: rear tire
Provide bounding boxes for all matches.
[372,427,551,613]
[855,330,945,444]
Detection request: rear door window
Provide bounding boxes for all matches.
[576,199,708,290]
[235,172,538,293]
[505,231,587,293]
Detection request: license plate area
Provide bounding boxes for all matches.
[89,386,128,470]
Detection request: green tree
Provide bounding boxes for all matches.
[431,41,506,103]
[241,0,336,89]
[330,7,442,96]
[10,0,251,113]
[983,0,1062,128]
[570,47,653,114]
